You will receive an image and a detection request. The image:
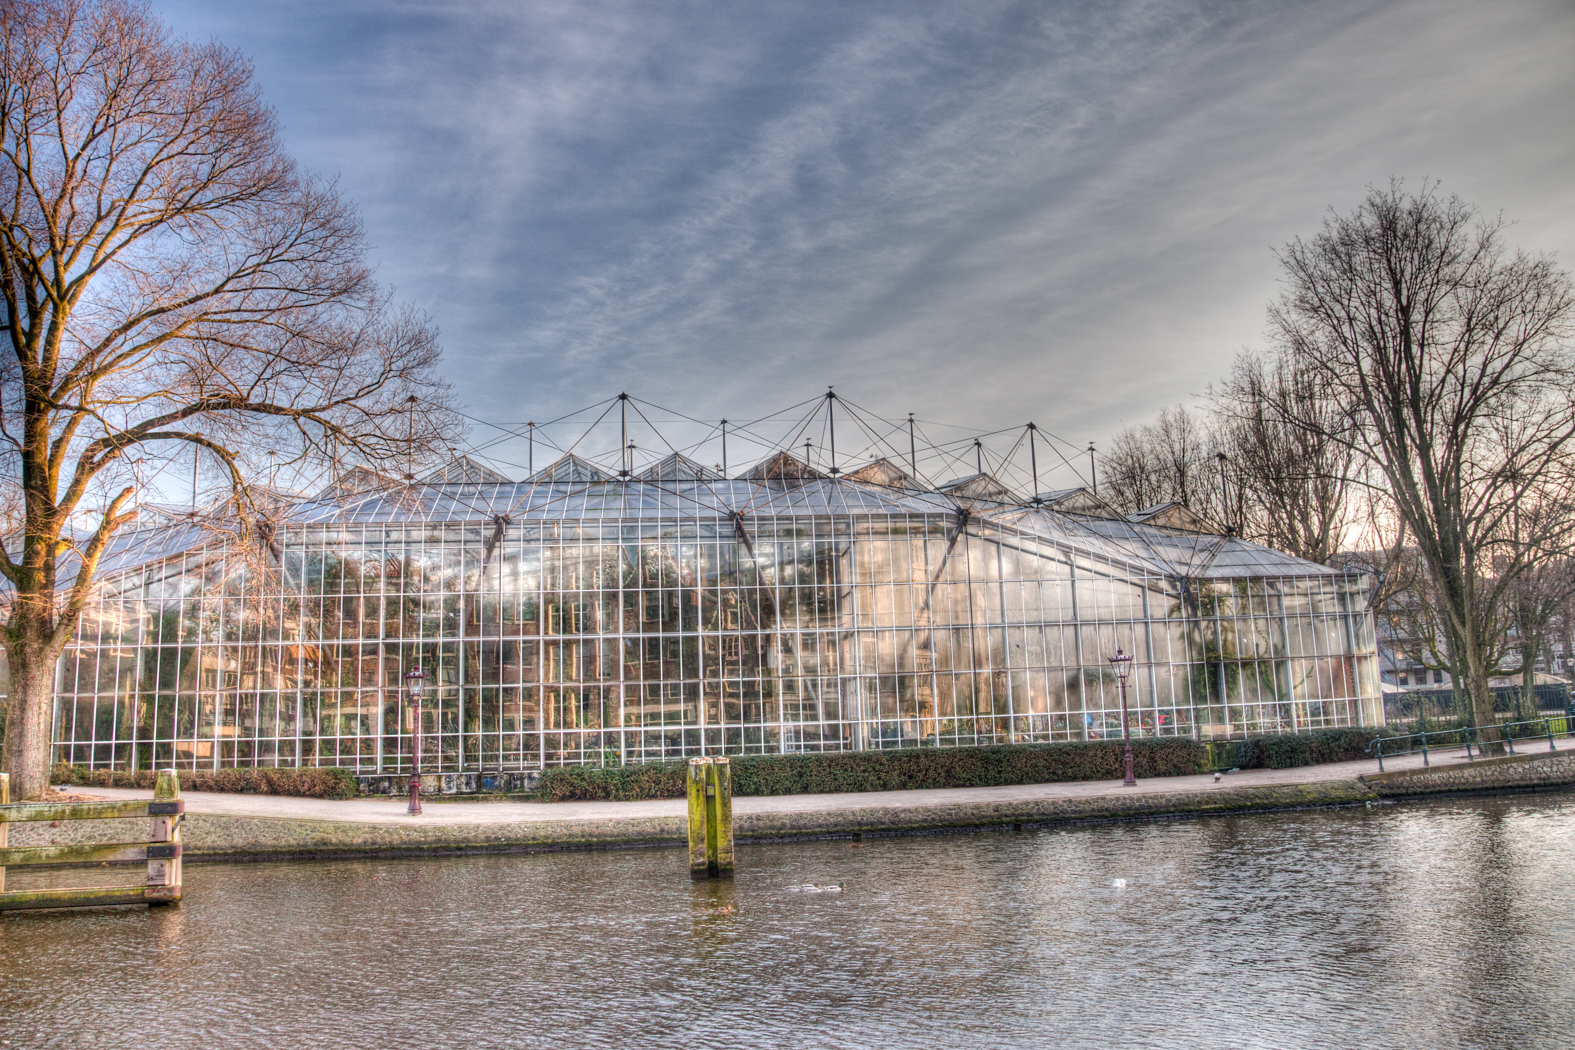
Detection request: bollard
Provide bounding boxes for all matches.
[687,758,710,880]
[705,758,735,879]
[0,772,8,894]
[146,769,183,905]
[686,757,735,879]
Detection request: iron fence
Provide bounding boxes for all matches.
[1369,717,1570,772]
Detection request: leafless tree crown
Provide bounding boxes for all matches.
[0,0,460,796]
[1269,180,1575,731]
[1099,181,1575,735]
[1209,353,1357,564]
[1100,405,1222,522]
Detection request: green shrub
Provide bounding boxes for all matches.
[1208,727,1384,771]
[537,738,1209,802]
[50,763,359,799]
[534,761,687,802]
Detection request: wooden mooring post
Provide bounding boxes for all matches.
[686,757,735,880]
[0,768,184,912]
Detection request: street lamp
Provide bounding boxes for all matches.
[1108,647,1137,787]
[405,665,428,814]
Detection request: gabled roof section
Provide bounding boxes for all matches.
[422,456,512,485]
[313,465,397,502]
[528,454,611,484]
[1036,487,1120,518]
[135,502,200,528]
[845,457,919,490]
[639,453,724,482]
[1130,502,1212,532]
[938,473,1017,504]
[748,451,824,482]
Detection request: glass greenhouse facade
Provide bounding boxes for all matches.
[42,452,1381,773]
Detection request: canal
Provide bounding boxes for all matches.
[3,795,1573,1048]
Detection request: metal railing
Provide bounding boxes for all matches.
[1369,718,1570,772]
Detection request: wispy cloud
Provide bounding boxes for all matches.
[158,0,1575,476]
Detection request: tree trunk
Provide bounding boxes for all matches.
[1,629,60,800]
[1520,634,1539,723]
[1464,648,1503,754]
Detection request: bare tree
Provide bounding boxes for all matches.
[1494,499,1575,719]
[1268,180,1575,746]
[1211,353,1357,564]
[1552,582,1575,686]
[0,0,458,798]
[1351,538,1504,718]
[1100,405,1223,521]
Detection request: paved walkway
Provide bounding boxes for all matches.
[62,741,1547,827]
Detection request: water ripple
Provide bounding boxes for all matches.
[3,796,1573,1049]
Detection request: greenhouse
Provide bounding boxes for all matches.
[43,449,1382,773]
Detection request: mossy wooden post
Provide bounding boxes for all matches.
[705,758,734,878]
[146,769,183,905]
[687,758,710,879]
[0,773,8,893]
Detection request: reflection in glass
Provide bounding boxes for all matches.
[43,457,1380,772]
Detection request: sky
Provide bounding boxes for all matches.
[155,0,1575,488]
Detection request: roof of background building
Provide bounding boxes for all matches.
[637,452,725,482]
[844,457,920,490]
[421,456,513,485]
[937,473,1017,503]
[1130,501,1214,532]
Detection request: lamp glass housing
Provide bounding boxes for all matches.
[1108,648,1133,681]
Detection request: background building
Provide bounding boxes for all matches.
[41,451,1380,773]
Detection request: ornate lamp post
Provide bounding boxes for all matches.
[1108,647,1137,786]
[405,666,428,814]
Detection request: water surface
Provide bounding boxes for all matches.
[3,796,1573,1049]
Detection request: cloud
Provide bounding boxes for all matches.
[156,0,1575,481]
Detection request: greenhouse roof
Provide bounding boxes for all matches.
[71,447,1348,588]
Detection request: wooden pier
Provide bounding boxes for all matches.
[0,769,184,911]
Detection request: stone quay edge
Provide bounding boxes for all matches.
[1359,748,1575,796]
[14,745,1573,863]
[13,780,1381,862]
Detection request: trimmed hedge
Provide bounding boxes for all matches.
[51,763,359,799]
[1210,727,1383,771]
[537,738,1210,802]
